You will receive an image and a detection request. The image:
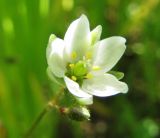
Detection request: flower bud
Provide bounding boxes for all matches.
[67,107,90,121]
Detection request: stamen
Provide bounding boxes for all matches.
[69,63,75,68]
[71,52,77,59]
[92,66,101,71]
[85,52,92,59]
[85,73,93,79]
[71,76,77,81]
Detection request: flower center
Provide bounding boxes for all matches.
[65,60,92,86]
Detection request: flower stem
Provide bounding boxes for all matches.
[25,102,55,138]
[24,87,65,138]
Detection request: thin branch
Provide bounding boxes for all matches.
[24,104,50,138]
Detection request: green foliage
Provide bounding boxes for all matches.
[0,0,160,138]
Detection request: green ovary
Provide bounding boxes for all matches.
[65,60,89,85]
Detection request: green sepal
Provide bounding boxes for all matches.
[108,71,124,80]
[48,34,56,44]
[47,67,65,87]
[59,89,79,107]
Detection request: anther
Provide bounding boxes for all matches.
[85,73,93,79]
[71,76,77,81]
[85,52,92,59]
[71,52,77,59]
[69,63,75,68]
[92,66,101,71]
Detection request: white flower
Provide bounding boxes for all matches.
[46,14,128,105]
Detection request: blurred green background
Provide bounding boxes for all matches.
[0,0,160,138]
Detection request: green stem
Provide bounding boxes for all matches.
[24,104,51,138]
[24,87,65,138]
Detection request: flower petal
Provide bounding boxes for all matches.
[47,36,66,78]
[64,14,90,61]
[76,96,93,105]
[64,76,92,98]
[82,73,128,97]
[90,25,102,45]
[92,36,126,73]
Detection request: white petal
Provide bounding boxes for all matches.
[82,73,128,97]
[76,96,93,105]
[92,36,126,73]
[90,25,102,45]
[47,37,66,78]
[64,76,92,98]
[64,14,90,61]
